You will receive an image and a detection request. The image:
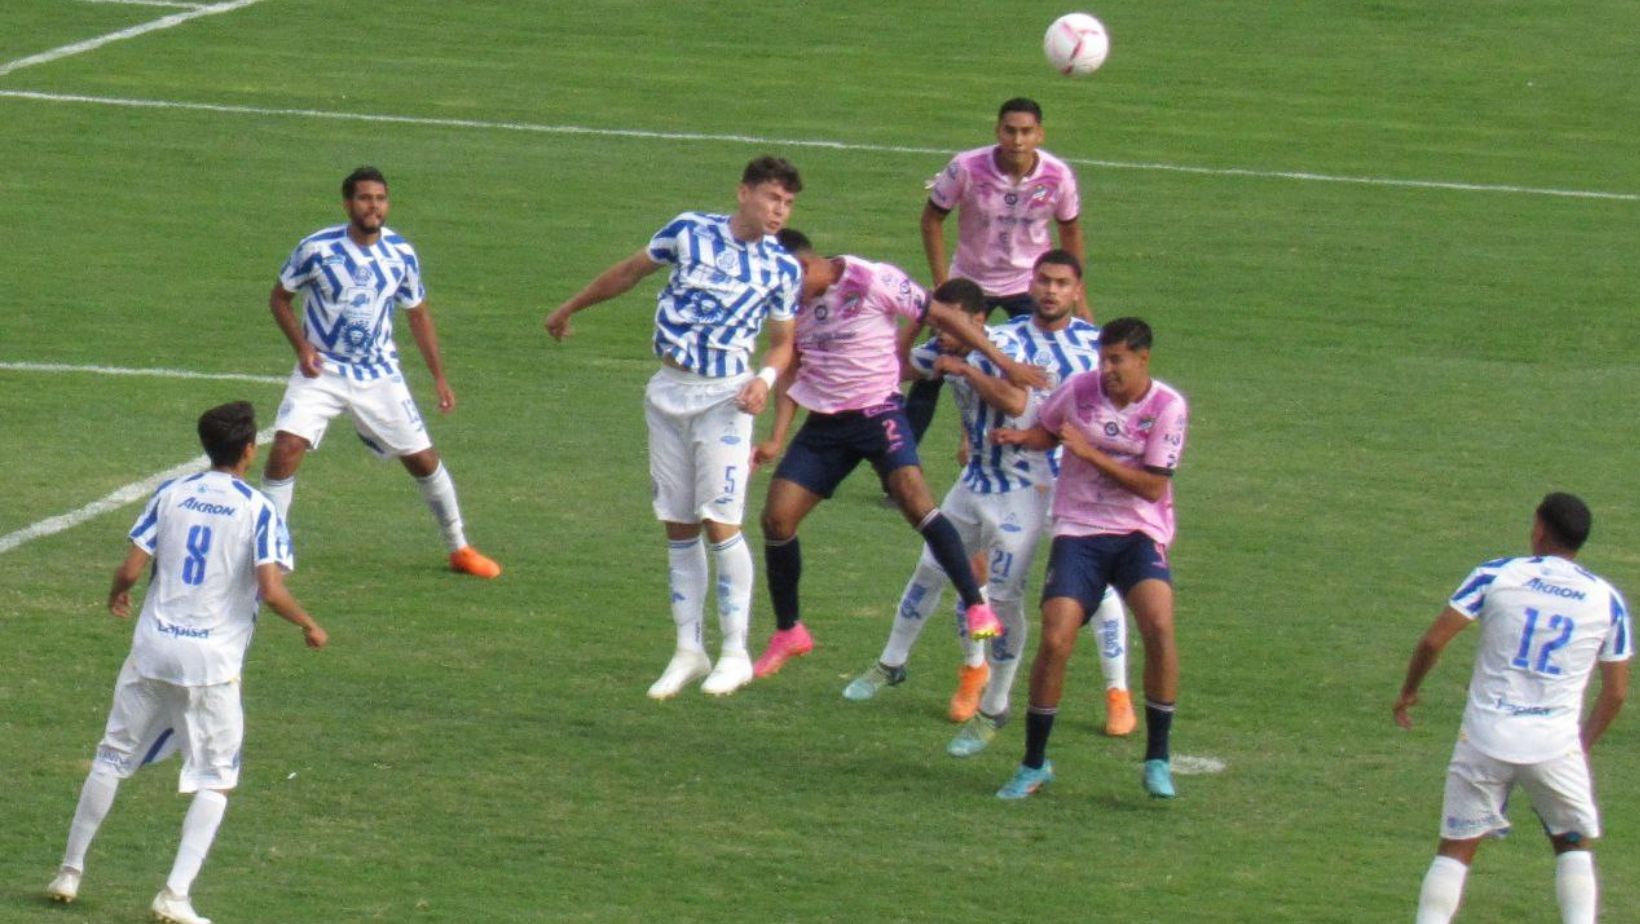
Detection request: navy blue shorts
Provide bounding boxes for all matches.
[1041,533,1172,618]
[774,396,921,499]
[986,293,1035,321]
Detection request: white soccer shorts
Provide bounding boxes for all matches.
[1439,736,1600,841]
[275,366,433,459]
[939,481,1052,603]
[644,366,754,525]
[94,657,243,793]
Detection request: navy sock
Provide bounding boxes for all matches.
[765,536,802,631]
[1024,707,1057,769]
[1145,699,1175,762]
[917,511,983,607]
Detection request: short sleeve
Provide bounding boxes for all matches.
[876,264,928,321]
[769,256,801,322]
[970,328,1024,377]
[928,158,967,212]
[1448,564,1504,619]
[394,247,427,309]
[908,340,942,379]
[128,483,168,553]
[646,213,693,265]
[1055,167,1081,223]
[1142,397,1187,473]
[1600,588,1632,662]
[277,241,317,292]
[253,502,296,572]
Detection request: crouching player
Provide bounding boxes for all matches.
[47,402,328,924]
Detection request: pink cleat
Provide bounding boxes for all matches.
[965,602,1003,640]
[753,623,815,677]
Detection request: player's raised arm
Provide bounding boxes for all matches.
[269,285,322,378]
[545,249,663,340]
[991,424,1056,451]
[926,299,1049,390]
[256,563,327,649]
[404,302,455,413]
[1392,607,1471,729]
[942,354,1028,418]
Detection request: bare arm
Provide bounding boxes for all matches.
[404,303,455,413]
[1056,422,1173,502]
[920,201,951,288]
[545,249,664,340]
[736,317,794,415]
[1056,217,1093,322]
[935,354,1027,417]
[752,364,801,471]
[270,285,322,378]
[925,300,1049,390]
[108,546,152,618]
[1393,607,1472,728]
[256,563,327,649]
[991,424,1057,451]
[1582,659,1629,750]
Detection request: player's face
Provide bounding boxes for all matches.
[796,252,829,299]
[995,113,1044,166]
[1099,342,1151,401]
[737,180,797,236]
[1028,262,1082,322]
[935,308,985,353]
[344,181,390,235]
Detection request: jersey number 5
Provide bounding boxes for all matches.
[181,525,214,586]
[1512,607,1573,676]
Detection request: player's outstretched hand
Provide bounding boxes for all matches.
[1000,358,1051,391]
[108,591,132,619]
[1057,421,1094,456]
[1392,692,1418,729]
[932,355,970,380]
[736,378,770,415]
[303,623,329,650]
[751,439,782,473]
[544,306,574,341]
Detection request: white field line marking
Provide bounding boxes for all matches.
[0,0,262,78]
[0,427,275,555]
[78,0,208,10]
[0,89,1632,203]
[1171,754,1227,776]
[0,360,285,384]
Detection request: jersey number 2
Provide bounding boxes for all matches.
[1511,607,1572,676]
[181,525,213,586]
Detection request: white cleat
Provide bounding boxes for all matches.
[646,649,712,700]
[700,651,754,696]
[151,889,211,924]
[46,867,80,903]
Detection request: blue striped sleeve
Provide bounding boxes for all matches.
[1602,588,1632,660]
[1449,563,1503,617]
[127,482,170,552]
[646,214,693,264]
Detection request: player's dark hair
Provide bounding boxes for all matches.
[1099,317,1153,352]
[775,228,814,255]
[1034,248,1083,279]
[743,156,803,194]
[998,97,1044,123]
[933,278,987,315]
[1536,492,1592,552]
[198,401,257,468]
[342,166,388,199]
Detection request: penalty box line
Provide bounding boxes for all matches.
[0,0,263,79]
[0,87,1633,203]
[0,361,283,556]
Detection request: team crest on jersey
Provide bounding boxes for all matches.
[714,250,741,274]
[1029,184,1053,204]
[352,265,374,285]
[1104,421,1121,437]
[840,293,864,318]
[1003,192,1019,206]
[1138,416,1156,432]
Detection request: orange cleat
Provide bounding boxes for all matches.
[449,546,502,579]
[1105,688,1137,737]
[948,663,989,722]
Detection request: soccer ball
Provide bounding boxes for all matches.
[1043,13,1110,77]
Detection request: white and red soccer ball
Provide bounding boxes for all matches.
[1043,12,1110,77]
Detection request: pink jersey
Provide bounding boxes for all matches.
[929,146,1081,297]
[789,256,928,414]
[1037,371,1188,546]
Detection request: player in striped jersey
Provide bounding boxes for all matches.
[1396,494,1630,924]
[546,157,803,699]
[263,166,500,579]
[47,402,327,924]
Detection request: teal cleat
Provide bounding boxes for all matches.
[842,662,907,702]
[996,761,1054,800]
[1143,758,1176,799]
[947,711,1006,758]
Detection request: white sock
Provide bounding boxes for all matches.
[262,476,294,522]
[62,767,120,872]
[668,538,708,654]
[165,790,227,897]
[711,533,753,657]
[1093,587,1129,691]
[1415,856,1469,924]
[1556,851,1597,924]
[880,551,949,667]
[980,594,1028,717]
[415,463,469,552]
[956,597,986,667]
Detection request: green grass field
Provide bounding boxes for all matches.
[2,2,1637,921]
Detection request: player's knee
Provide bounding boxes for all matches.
[760,507,795,541]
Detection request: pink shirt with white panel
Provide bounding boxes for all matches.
[1036,371,1188,546]
[788,256,928,414]
[929,146,1081,297]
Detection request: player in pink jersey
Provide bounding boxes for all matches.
[750,230,1048,679]
[989,317,1188,801]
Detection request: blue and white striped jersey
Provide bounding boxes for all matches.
[909,327,1036,494]
[1000,315,1102,480]
[646,212,801,378]
[127,471,294,686]
[1449,554,1631,763]
[278,224,427,381]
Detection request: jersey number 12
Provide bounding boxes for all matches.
[1512,607,1572,676]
